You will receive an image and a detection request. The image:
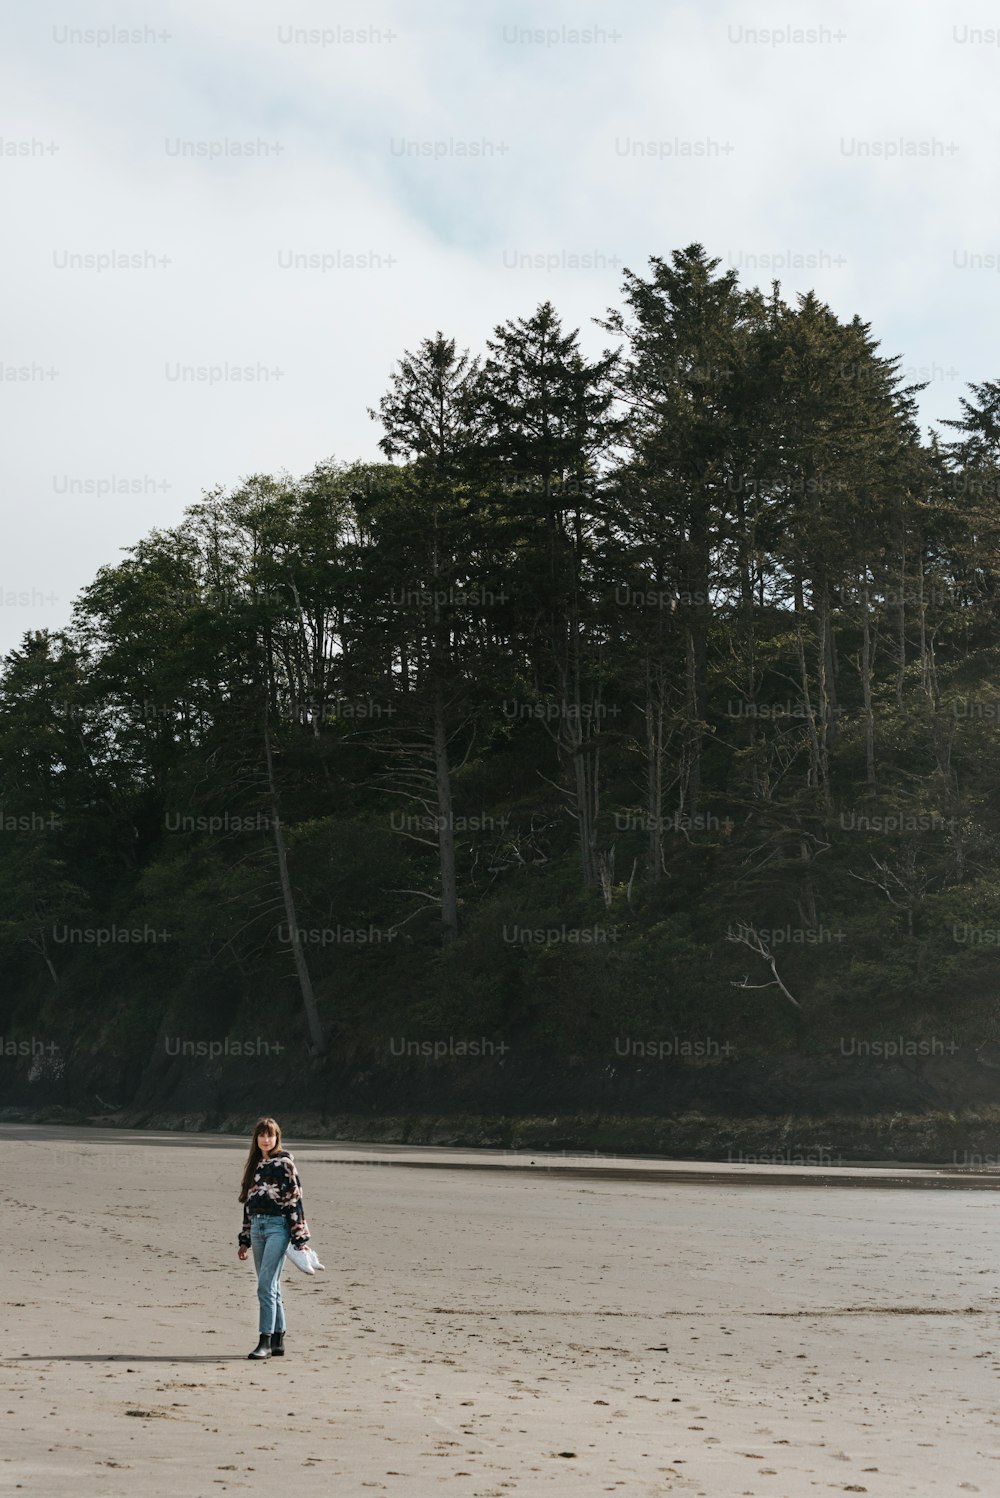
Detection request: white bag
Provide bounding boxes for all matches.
[285,1243,325,1274]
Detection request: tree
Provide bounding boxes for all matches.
[601,245,760,818]
[473,302,621,889]
[368,333,487,940]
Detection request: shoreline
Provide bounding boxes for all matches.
[5,1101,1000,1168]
[6,1118,1000,1189]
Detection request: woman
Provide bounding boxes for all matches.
[237,1116,312,1360]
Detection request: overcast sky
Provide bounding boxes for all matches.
[2,0,998,653]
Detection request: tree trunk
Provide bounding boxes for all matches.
[682,622,701,815]
[432,680,459,942]
[813,583,832,803]
[572,734,600,887]
[736,485,761,797]
[645,658,664,880]
[860,570,876,794]
[795,610,823,795]
[798,838,818,929]
[263,702,325,1055]
[917,555,932,702]
[895,542,907,707]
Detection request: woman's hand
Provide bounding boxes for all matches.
[238,1247,249,1261]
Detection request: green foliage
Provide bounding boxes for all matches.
[5,250,1000,1082]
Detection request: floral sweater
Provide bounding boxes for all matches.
[238,1149,310,1250]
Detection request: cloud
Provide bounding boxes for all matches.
[1,0,996,649]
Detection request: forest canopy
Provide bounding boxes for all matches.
[3,245,1000,1079]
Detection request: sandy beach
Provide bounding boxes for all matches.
[3,1124,1000,1496]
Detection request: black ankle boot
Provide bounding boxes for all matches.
[247,1333,272,1360]
[271,1329,285,1357]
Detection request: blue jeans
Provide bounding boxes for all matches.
[250,1214,291,1334]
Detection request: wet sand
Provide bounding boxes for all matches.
[3,1123,1000,1495]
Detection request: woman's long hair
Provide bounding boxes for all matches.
[239,1116,283,1201]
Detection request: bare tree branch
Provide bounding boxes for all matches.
[726,923,801,1009]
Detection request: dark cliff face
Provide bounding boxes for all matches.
[5,1034,1000,1129]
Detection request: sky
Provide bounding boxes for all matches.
[2,0,999,653]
